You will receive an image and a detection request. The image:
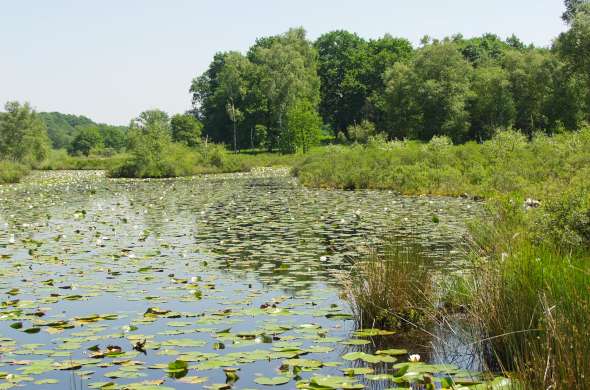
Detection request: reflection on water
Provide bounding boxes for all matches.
[0,170,482,389]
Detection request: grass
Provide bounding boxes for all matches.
[39,149,130,171]
[465,192,590,389]
[0,161,29,183]
[335,129,590,388]
[344,245,436,331]
[108,143,314,179]
[293,129,590,198]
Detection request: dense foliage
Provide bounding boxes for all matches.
[39,111,128,154]
[191,15,590,150]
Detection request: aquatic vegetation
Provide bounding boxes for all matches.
[467,197,590,389]
[0,170,509,389]
[344,246,437,331]
[0,160,28,183]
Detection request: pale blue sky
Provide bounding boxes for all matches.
[1,0,567,125]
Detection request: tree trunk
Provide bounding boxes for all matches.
[232,102,237,153]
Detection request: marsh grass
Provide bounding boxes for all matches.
[294,129,590,197]
[467,199,590,389]
[0,160,28,183]
[39,149,129,171]
[345,245,436,331]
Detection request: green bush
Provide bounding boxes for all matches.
[294,128,590,197]
[346,120,376,144]
[0,161,29,183]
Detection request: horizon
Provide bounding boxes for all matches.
[1,0,567,125]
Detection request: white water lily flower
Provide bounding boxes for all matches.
[190,276,198,284]
[409,354,421,362]
[8,234,15,244]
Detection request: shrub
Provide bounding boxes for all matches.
[0,161,29,183]
[347,120,376,144]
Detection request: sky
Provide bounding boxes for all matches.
[1,0,568,125]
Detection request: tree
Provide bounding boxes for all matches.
[503,50,555,134]
[123,109,172,176]
[314,30,368,131]
[68,126,103,156]
[556,4,590,87]
[0,101,50,165]
[384,42,473,142]
[468,65,516,140]
[251,28,320,150]
[362,35,414,130]
[170,114,202,147]
[563,0,590,23]
[216,52,251,152]
[100,125,127,151]
[281,99,322,153]
[190,52,233,144]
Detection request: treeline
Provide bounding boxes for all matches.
[192,4,590,148]
[39,112,128,156]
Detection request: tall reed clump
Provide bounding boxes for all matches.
[0,160,29,184]
[344,245,436,331]
[467,190,590,389]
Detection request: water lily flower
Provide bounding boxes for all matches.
[8,234,15,244]
[409,354,421,362]
[190,276,198,284]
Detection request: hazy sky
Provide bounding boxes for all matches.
[1,0,567,125]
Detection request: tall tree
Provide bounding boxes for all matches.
[384,42,473,142]
[314,31,368,131]
[468,65,516,140]
[0,101,50,165]
[170,114,202,147]
[556,3,590,93]
[363,35,414,130]
[563,0,590,23]
[250,28,320,150]
[68,126,103,156]
[216,52,251,152]
[190,52,233,144]
[281,99,322,153]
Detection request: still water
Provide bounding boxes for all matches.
[0,169,482,389]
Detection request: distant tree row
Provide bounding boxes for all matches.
[39,112,128,156]
[191,3,590,149]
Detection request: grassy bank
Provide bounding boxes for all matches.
[35,146,306,179]
[293,129,590,198]
[339,129,590,388]
[0,161,29,184]
[465,189,590,389]
[39,149,130,171]
[109,144,309,179]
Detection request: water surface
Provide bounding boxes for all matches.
[0,170,481,389]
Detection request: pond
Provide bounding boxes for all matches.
[0,169,493,390]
